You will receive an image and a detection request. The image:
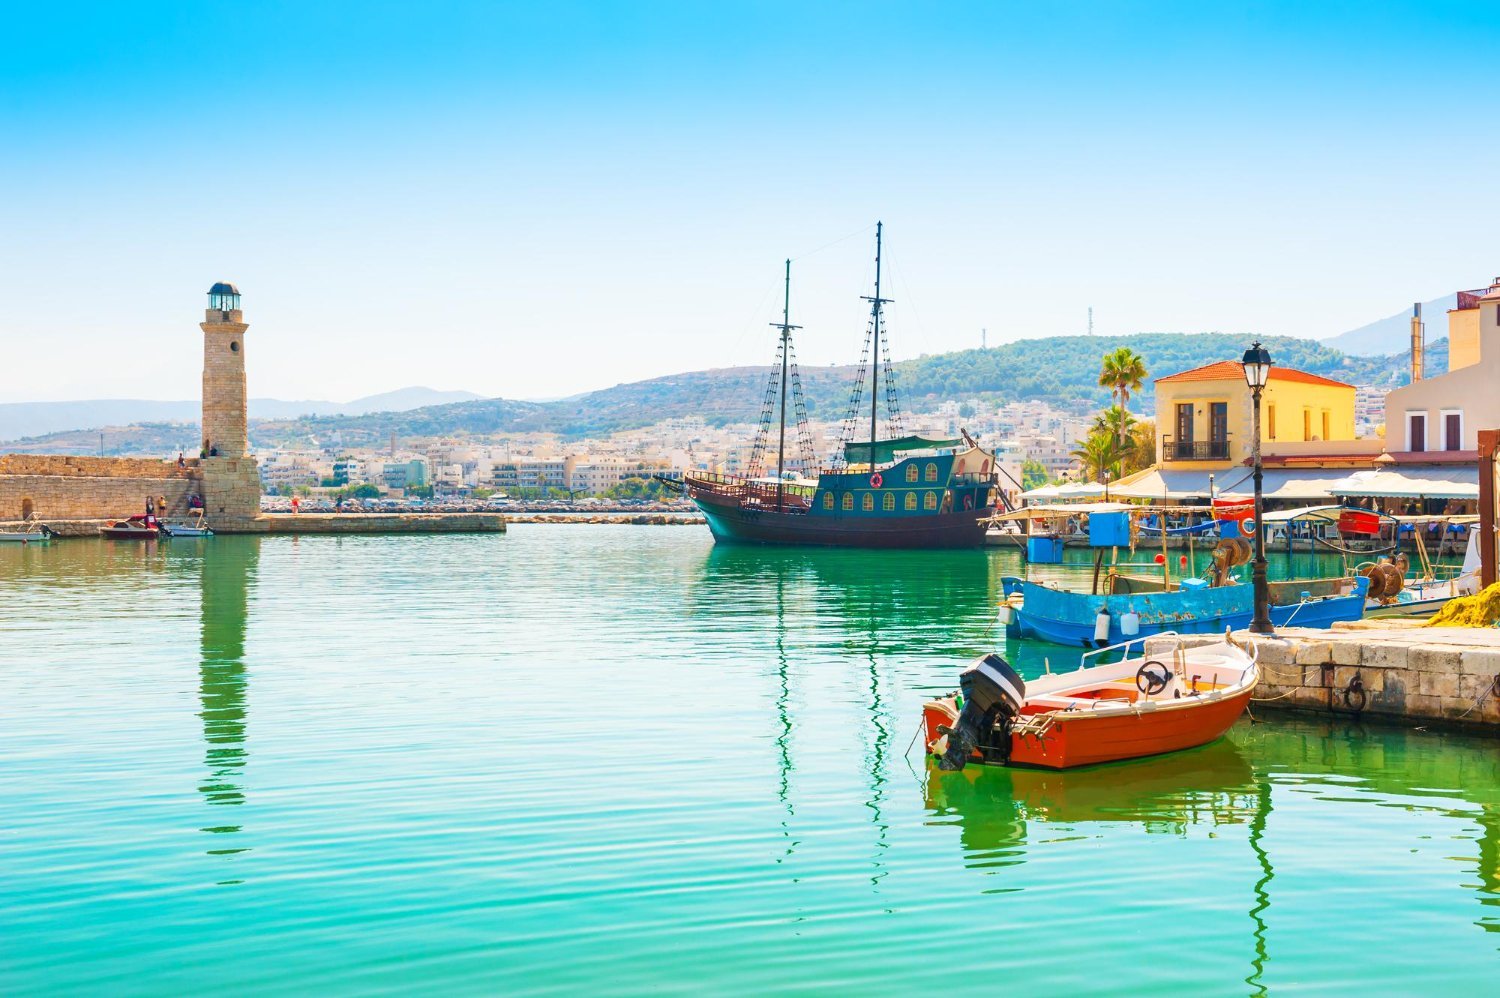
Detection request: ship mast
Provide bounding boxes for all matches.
[771,259,800,509]
[861,221,893,470]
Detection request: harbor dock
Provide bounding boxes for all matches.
[1151,624,1500,732]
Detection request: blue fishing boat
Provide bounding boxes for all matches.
[1007,575,1370,647]
[992,503,1371,646]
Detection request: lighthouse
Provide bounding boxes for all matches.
[199,282,261,525]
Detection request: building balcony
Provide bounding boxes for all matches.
[1162,435,1231,461]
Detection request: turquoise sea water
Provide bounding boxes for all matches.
[1,526,1497,994]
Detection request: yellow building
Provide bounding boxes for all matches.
[1153,361,1356,471]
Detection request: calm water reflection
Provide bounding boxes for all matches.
[0,527,1495,994]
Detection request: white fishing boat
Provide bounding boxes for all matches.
[0,516,54,544]
[160,514,214,538]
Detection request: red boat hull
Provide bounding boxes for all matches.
[923,685,1253,770]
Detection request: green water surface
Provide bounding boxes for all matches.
[1,527,1496,994]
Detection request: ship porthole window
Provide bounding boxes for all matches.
[822,492,834,510]
[882,492,896,511]
[861,493,874,512]
[841,493,854,511]
[905,464,918,483]
[924,491,938,510]
[230,341,240,352]
[904,492,917,510]
[924,463,938,482]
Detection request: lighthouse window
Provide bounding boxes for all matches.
[841,493,854,511]
[924,463,938,482]
[904,492,917,510]
[822,492,834,510]
[230,341,240,352]
[905,464,919,483]
[882,493,896,511]
[923,491,938,510]
[861,493,875,512]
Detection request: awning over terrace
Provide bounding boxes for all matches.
[1328,467,1480,500]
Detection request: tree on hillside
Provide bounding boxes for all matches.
[1021,458,1050,491]
[1098,347,1148,447]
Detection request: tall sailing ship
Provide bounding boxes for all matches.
[679,223,998,548]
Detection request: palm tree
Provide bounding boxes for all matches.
[1098,347,1148,447]
[1069,431,1121,483]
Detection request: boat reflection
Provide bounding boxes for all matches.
[924,739,1257,858]
[197,537,258,875]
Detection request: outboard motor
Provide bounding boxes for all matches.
[938,653,1026,771]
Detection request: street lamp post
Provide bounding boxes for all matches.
[1242,341,1274,635]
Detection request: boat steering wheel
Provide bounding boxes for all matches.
[1135,660,1172,696]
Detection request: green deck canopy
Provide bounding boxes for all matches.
[841,436,962,465]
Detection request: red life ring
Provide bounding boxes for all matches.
[869,473,883,489]
[963,494,974,510]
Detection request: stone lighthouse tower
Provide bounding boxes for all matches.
[199,282,262,527]
[202,283,248,458]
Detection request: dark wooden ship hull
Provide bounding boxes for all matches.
[689,487,993,549]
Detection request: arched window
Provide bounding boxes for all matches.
[904,492,917,510]
[905,463,919,483]
[862,493,875,512]
[841,493,854,511]
[882,492,896,511]
[923,491,938,510]
[924,463,939,482]
[822,491,834,510]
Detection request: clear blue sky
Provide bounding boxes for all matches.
[2,1,1497,403]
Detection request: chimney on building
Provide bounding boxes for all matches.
[1409,301,1424,383]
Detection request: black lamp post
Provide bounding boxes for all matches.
[1242,341,1274,634]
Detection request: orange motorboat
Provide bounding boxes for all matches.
[923,633,1258,770]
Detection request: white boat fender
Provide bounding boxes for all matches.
[1120,605,1140,638]
[1093,606,1112,645]
[997,602,1014,627]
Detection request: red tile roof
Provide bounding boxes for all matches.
[1155,361,1353,389]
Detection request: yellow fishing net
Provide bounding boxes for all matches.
[1425,582,1500,628]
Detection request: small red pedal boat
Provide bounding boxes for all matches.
[923,633,1258,770]
[100,514,160,540]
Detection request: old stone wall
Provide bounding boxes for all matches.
[0,454,199,479]
[0,453,203,520]
[0,474,201,520]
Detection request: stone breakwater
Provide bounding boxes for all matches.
[255,513,505,534]
[1151,623,1500,733]
[2,513,507,536]
[505,513,705,525]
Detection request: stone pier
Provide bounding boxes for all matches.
[1151,623,1500,733]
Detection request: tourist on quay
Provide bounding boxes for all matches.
[291,495,301,515]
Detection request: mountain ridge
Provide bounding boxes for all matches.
[3,333,1442,455]
[0,387,481,443]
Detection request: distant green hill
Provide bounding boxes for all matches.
[6,333,1439,454]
